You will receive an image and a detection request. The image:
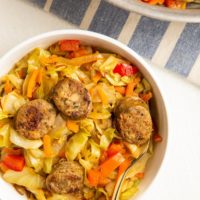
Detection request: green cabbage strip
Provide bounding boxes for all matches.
[100,128,115,150]
[28,48,50,73]
[3,167,45,189]
[10,128,43,149]
[65,131,90,161]
[0,124,10,147]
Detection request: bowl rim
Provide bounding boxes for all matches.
[0,29,169,200]
[107,0,200,23]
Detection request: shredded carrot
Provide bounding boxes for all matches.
[36,68,43,84]
[42,53,100,66]
[73,48,92,58]
[117,159,132,179]
[88,169,100,187]
[43,135,54,157]
[4,79,12,94]
[125,77,140,97]
[66,120,79,133]
[99,150,108,164]
[92,71,102,83]
[141,91,153,102]
[97,86,109,105]
[107,143,125,158]
[99,152,125,177]
[27,70,39,98]
[0,162,9,173]
[135,172,145,179]
[114,86,126,95]
[98,176,110,186]
[148,0,163,5]
[40,55,58,65]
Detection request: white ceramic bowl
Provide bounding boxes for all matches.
[0,30,168,200]
[107,0,200,23]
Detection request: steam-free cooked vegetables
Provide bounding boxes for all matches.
[0,40,159,200]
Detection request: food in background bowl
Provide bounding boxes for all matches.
[0,39,162,200]
[142,0,200,9]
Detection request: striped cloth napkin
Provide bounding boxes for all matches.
[30,0,200,86]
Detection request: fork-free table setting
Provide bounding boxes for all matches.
[0,0,200,200]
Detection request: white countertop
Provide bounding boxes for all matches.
[1,0,200,199]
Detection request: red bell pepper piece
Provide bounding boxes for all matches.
[153,133,163,143]
[113,64,138,76]
[2,154,25,171]
[59,40,80,51]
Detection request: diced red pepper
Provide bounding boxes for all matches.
[113,64,138,76]
[153,133,163,143]
[2,154,25,171]
[59,40,80,51]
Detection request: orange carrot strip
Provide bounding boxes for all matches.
[141,91,153,102]
[99,152,125,177]
[87,169,100,187]
[92,71,102,83]
[114,86,126,95]
[107,143,124,158]
[27,70,39,98]
[36,68,43,84]
[135,172,145,179]
[98,176,110,186]
[4,79,12,94]
[97,86,109,105]
[43,135,54,157]
[125,77,140,97]
[66,120,79,133]
[73,48,91,58]
[117,159,132,179]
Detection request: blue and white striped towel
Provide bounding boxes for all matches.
[29,0,200,86]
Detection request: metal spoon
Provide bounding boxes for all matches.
[112,141,150,200]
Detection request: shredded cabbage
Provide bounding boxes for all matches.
[126,153,151,179]
[47,194,78,200]
[3,167,45,189]
[0,124,10,147]
[65,131,90,161]
[28,189,46,200]
[120,182,138,200]
[7,74,23,90]
[24,149,44,172]
[100,128,115,150]
[28,48,50,73]
[43,157,54,174]
[80,119,94,134]
[1,91,27,116]
[10,128,43,149]
[0,109,8,121]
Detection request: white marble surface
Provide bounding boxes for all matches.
[0,0,200,200]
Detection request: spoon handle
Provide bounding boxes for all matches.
[112,154,144,200]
